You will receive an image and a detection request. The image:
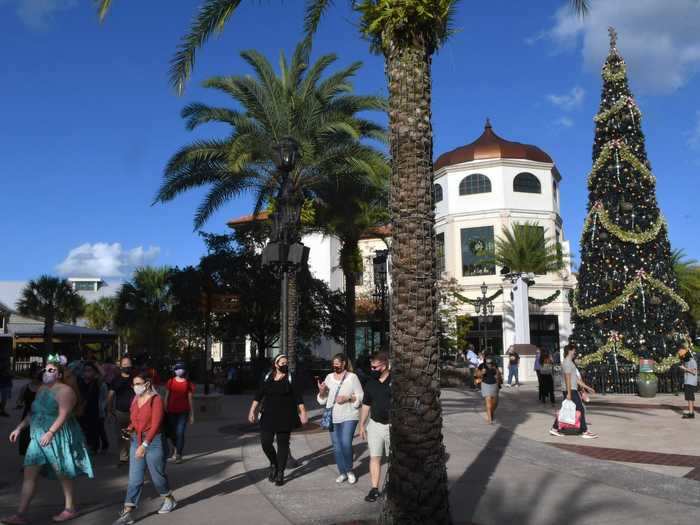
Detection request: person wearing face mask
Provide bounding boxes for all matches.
[3,356,93,524]
[163,363,195,464]
[248,355,308,487]
[107,357,135,466]
[77,362,102,454]
[112,372,176,525]
[358,352,391,502]
[317,353,364,484]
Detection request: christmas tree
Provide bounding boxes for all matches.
[571,28,689,366]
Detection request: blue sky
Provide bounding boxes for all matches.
[1,0,699,281]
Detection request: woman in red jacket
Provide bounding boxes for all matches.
[112,372,177,525]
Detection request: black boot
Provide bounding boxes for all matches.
[268,465,278,482]
[275,469,285,486]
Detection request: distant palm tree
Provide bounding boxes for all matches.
[115,267,174,359]
[493,222,563,275]
[155,40,386,367]
[84,297,118,331]
[17,276,84,357]
[314,167,390,359]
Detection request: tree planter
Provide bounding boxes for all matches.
[637,372,658,398]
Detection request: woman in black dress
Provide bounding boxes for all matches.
[247,355,308,486]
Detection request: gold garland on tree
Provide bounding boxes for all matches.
[582,202,666,245]
[593,96,641,123]
[573,270,689,318]
[587,140,656,188]
[577,332,680,372]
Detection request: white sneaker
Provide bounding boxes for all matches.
[335,474,347,483]
[347,472,356,484]
[549,428,563,437]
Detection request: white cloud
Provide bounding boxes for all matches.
[555,116,575,128]
[547,86,585,110]
[689,111,700,150]
[1,0,77,30]
[56,243,161,278]
[544,0,700,94]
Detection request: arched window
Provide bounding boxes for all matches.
[513,172,541,194]
[433,183,443,203]
[459,174,491,195]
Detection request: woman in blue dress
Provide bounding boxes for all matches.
[2,357,94,524]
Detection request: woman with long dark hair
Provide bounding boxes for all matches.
[3,357,93,524]
[317,353,364,484]
[248,355,308,486]
[475,356,502,424]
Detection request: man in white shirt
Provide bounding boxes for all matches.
[465,346,479,389]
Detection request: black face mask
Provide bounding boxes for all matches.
[333,366,343,374]
[278,365,289,374]
[369,369,383,379]
[121,367,132,375]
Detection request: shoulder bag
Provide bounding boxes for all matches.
[320,373,347,432]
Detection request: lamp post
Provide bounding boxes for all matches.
[372,250,389,353]
[474,282,495,354]
[261,137,308,371]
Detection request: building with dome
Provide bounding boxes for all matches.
[429,120,575,373]
[227,121,575,373]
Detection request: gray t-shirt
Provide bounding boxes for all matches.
[562,359,578,391]
[685,358,698,387]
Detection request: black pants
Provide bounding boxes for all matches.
[553,390,587,433]
[540,374,555,403]
[536,370,543,400]
[260,431,291,470]
[98,417,109,451]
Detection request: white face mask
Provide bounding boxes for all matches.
[133,384,147,396]
[42,371,59,385]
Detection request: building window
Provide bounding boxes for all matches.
[513,172,541,194]
[552,180,558,202]
[436,232,445,275]
[433,183,443,203]
[460,226,495,276]
[459,174,491,195]
[74,281,97,292]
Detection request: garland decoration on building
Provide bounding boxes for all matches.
[453,288,503,306]
[582,202,666,245]
[593,96,640,123]
[577,331,679,372]
[574,270,689,318]
[587,140,655,188]
[528,290,561,306]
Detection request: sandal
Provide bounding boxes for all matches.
[1,515,29,525]
[52,509,79,522]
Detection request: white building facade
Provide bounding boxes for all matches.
[432,121,575,378]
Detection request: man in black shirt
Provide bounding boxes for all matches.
[359,352,391,502]
[107,357,135,465]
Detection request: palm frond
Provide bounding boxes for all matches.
[304,0,334,37]
[194,176,253,230]
[181,103,243,130]
[570,0,590,17]
[96,0,112,21]
[169,0,243,95]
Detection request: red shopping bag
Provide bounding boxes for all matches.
[557,410,582,433]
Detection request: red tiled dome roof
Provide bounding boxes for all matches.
[434,119,553,170]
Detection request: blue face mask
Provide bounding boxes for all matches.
[175,369,186,377]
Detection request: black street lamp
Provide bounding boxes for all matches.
[371,250,389,353]
[262,137,308,370]
[474,282,495,354]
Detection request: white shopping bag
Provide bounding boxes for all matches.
[558,399,577,425]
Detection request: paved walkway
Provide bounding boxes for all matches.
[0,381,698,524]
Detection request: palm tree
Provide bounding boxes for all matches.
[84,297,118,331]
[16,276,83,357]
[155,40,386,368]
[493,222,563,275]
[314,166,390,360]
[671,249,700,336]
[98,1,589,521]
[115,266,174,360]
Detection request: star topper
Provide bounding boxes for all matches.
[608,27,618,50]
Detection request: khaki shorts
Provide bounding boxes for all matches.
[367,419,390,458]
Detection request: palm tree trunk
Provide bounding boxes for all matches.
[380,40,451,525]
[44,310,55,359]
[341,241,359,361]
[286,271,298,372]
